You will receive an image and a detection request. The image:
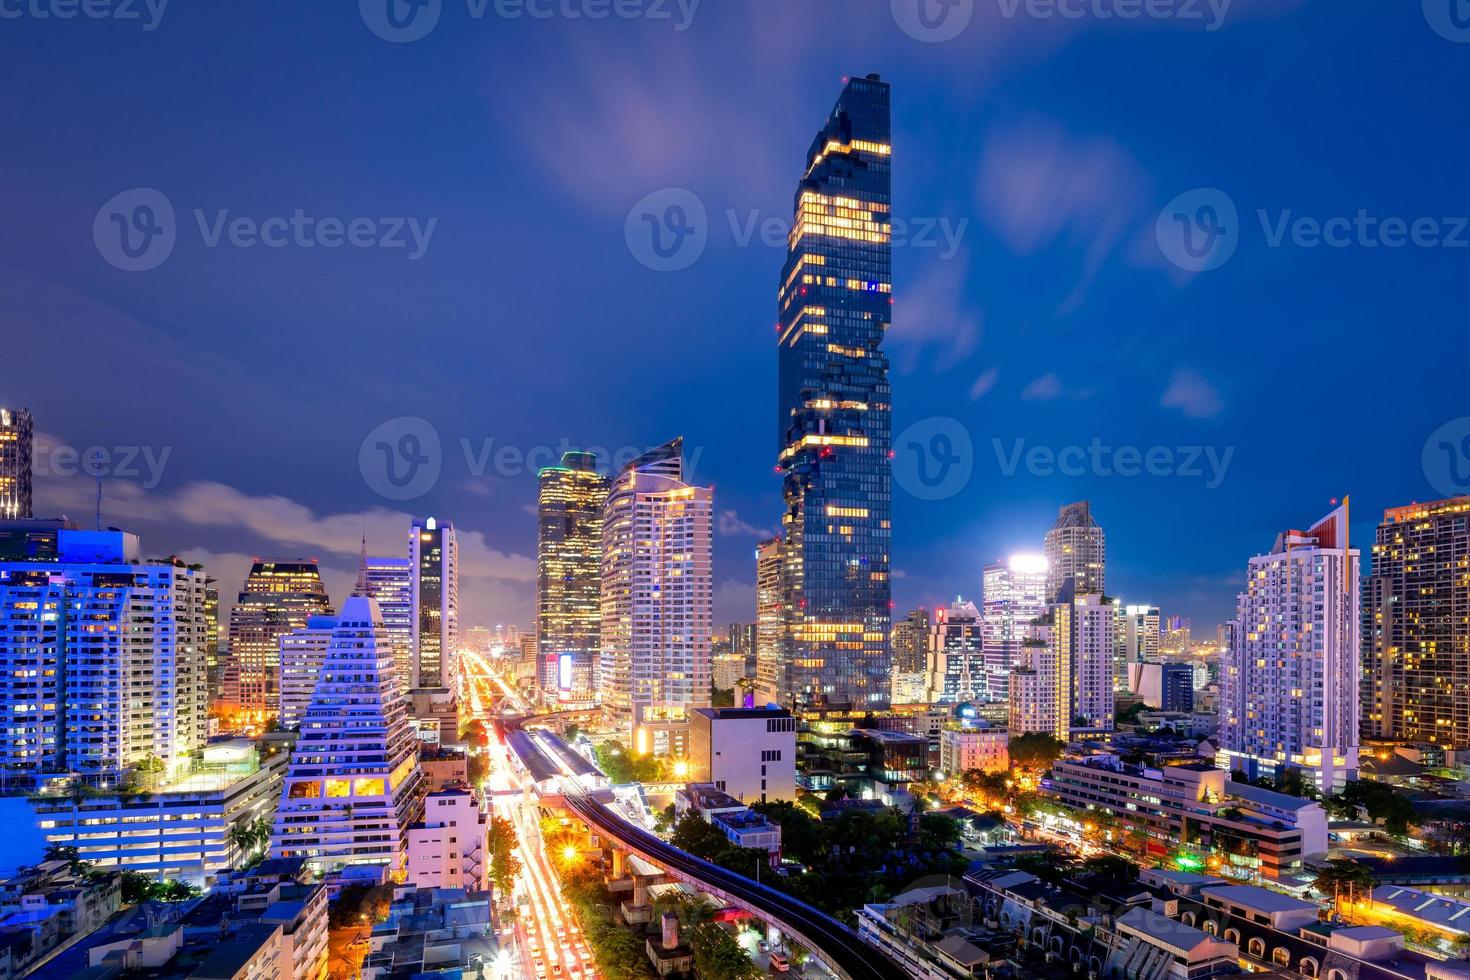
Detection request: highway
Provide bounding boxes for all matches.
[502,714,908,980]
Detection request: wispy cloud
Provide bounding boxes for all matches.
[968,367,1000,400]
[718,509,773,539]
[1020,373,1064,401]
[889,256,982,373]
[1161,368,1224,419]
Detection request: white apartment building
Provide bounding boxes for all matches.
[278,615,338,732]
[688,706,796,804]
[600,439,713,756]
[980,556,1049,705]
[273,596,426,874]
[939,725,1009,776]
[1005,588,1113,738]
[0,530,209,784]
[405,787,488,892]
[1115,603,1160,691]
[1218,504,1360,793]
[1071,593,1115,730]
[924,599,984,704]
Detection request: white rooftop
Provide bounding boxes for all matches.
[1202,885,1319,915]
[1372,886,1470,934]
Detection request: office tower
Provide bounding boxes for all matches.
[278,614,339,731]
[599,438,713,755]
[518,633,539,685]
[358,552,414,688]
[1219,503,1360,792]
[754,536,786,706]
[1068,592,1116,729]
[203,575,221,699]
[1115,604,1161,691]
[924,599,985,704]
[981,555,1049,704]
[0,408,33,520]
[891,608,930,674]
[774,74,893,711]
[222,560,332,721]
[410,517,458,690]
[0,530,208,785]
[1044,501,1105,601]
[273,595,425,873]
[1006,585,1113,739]
[536,451,608,705]
[1363,496,1470,747]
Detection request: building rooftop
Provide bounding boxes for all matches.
[1226,780,1319,813]
[692,705,792,721]
[1202,884,1319,916]
[1371,886,1470,933]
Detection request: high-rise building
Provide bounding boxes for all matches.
[0,530,208,785]
[924,599,984,704]
[273,595,425,873]
[1363,496,1470,748]
[222,559,332,721]
[1219,504,1360,792]
[278,614,339,732]
[1067,591,1116,730]
[1044,501,1105,601]
[891,608,930,675]
[1115,604,1161,691]
[0,408,33,520]
[981,556,1049,704]
[410,517,458,691]
[774,74,893,711]
[754,536,786,705]
[358,552,414,689]
[599,438,713,756]
[1006,585,1113,739]
[536,451,608,706]
[204,575,221,699]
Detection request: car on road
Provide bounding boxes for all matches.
[769,953,790,973]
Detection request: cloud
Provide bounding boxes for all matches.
[968,368,1000,401]
[718,509,773,539]
[1020,373,1064,401]
[714,578,755,626]
[889,257,982,373]
[1161,368,1224,419]
[977,118,1153,311]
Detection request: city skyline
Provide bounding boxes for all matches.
[6,5,1466,638]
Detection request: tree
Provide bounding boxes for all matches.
[689,922,762,980]
[711,687,735,708]
[487,815,523,898]
[120,870,200,905]
[1008,733,1064,772]
[1080,855,1139,881]
[1313,858,1375,909]
[670,813,736,862]
[1329,780,1415,836]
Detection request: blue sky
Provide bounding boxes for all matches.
[3,0,1467,632]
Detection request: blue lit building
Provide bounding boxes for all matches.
[773,74,893,709]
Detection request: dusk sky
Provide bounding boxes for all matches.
[4,0,1467,633]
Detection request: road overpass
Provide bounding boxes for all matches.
[504,715,908,980]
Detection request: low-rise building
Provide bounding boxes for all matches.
[939,725,1008,776]
[688,706,796,804]
[1048,755,1328,879]
[406,786,488,892]
[362,885,494,980]
[30,740,287,887]
[676,784,781,864]
[857,883,1004,979]
[0,861,121,975]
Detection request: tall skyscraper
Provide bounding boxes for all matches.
[0,408,33,520]
[599,438,713,756]
[0,530,208,785]
[536,451,608,706]
[1006,584,1113,739]
[774,73,893,711]
[1115,603,1161,691]
[223,559,332,720]
[358,550,414,689]
[272,596,425,873]
[1069,592,1116,730]
[754,536,786,706]
[410,517,458,690]
[891,608,931,675]
[981,556,1049,704]
[1363,496,1470,748]
[278,613,339,732]
[1044,501,1105,601]
[1219,504,1360,792]
[924,599,984,704]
